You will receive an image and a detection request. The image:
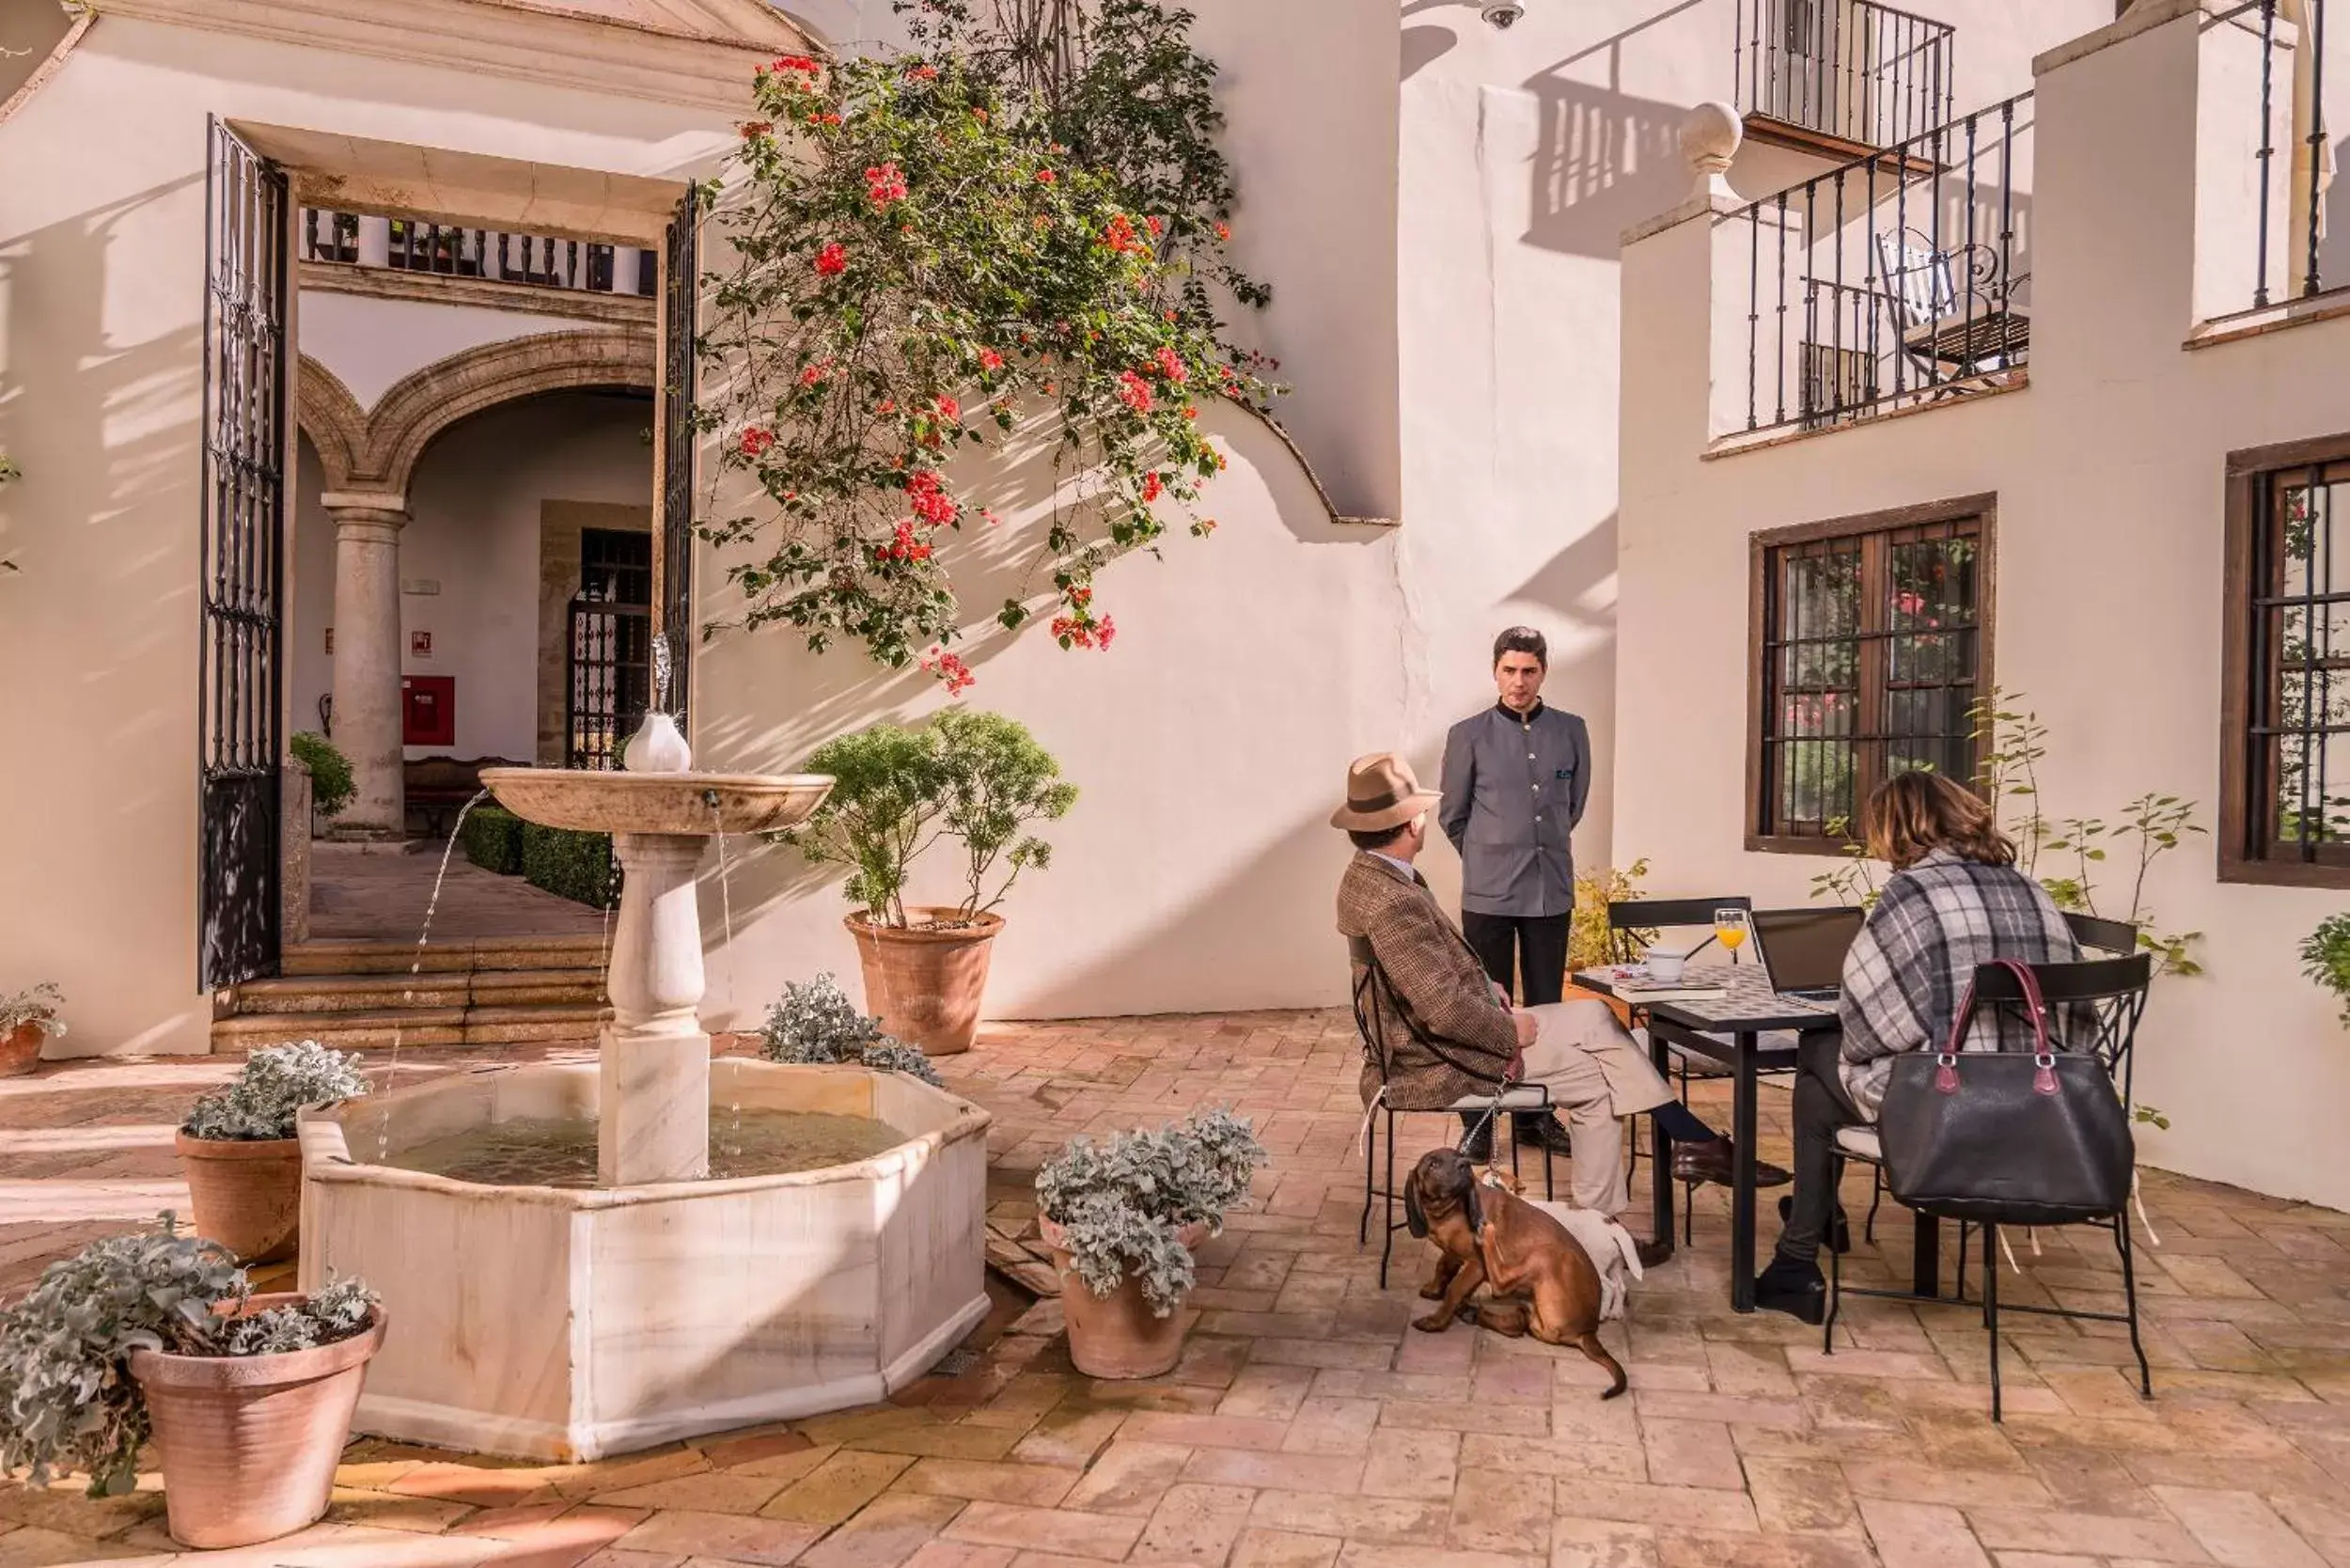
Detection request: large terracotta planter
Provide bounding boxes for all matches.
[129,1294,386,1549]
[177,1132,303,1263]
[846,908,1003,1057]
[1041,1215,1207,1379]
[0,1022,45,1078]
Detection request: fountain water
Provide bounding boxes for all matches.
[295,713,995,1460]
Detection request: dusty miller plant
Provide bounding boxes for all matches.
[1034,1108,1263,1315]
[0,982,66,1041]
[758,973,945,1086]
[182,1042,370,1141]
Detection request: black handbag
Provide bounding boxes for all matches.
[1876,959,2135,1227]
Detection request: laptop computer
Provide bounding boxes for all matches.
[1747,907,1865,1002]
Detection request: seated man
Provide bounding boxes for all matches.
[1332,752,1784,1257]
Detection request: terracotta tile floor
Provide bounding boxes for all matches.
[306,843,607,941]
[3,1012,2348,1567]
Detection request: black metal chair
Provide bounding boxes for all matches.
[1824,951,2155,1421]
[1349,937,1554,1289]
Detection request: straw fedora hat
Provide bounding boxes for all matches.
[1329,752,1441,833]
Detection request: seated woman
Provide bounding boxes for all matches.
[1754,770,2079,1324]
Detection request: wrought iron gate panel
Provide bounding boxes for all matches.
[657,187,698,727]
[198,118,290,991]
[566,599,653,771]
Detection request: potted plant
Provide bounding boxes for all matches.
[289,731,353,832]
[760,973,946,1084]
[178,1043,369,1263]
[0,1218,384,1548]
[2301,914,2350,1022]
[0,982,66,1077]
[1033,1109,1263,1378]
[782,710,1075,1055]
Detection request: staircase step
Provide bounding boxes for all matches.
[230,969,606,1015]
[280,935,607,976]
[211,1001,610,1052]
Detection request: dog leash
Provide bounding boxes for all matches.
[1455,1079,1515,1156]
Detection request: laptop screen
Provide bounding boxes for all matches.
[1749,907,1865,994]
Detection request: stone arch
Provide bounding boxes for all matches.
[297,327,657,497]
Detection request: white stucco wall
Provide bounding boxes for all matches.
[1617,6,2350,1211]
[298,290,618,411]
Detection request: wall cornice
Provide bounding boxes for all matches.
[83,0,808,110]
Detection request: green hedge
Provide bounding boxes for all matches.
[522,822,616,909]
[461,806,525,876]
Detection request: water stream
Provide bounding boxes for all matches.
[377,788,491,1161]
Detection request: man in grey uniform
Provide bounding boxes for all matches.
[1438,626,1587,1158]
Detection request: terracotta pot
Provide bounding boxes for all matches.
[0,1022,45,1078]
[176,1131,303,1264]
[1040,1215,1208,1379]
[129,1294,386,1549]
[845,908,1004,1057]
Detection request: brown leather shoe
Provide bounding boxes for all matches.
[1670,1138,1793,1189]
[1635,1237,1675,1271]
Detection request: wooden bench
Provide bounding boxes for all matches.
[404,756,525,839]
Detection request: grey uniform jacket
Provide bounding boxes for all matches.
[1438,701,1590,918]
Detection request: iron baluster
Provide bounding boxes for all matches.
[2259,0,2278,309]
[1776,191,1789,428]
[2309,0,2329,297]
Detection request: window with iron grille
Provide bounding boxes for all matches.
[1750,498,1993,849]
[2223,439,2350,886]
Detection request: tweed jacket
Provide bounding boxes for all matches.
[1337,851,1518,1110]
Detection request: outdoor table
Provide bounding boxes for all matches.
[1573,963,1942,1313]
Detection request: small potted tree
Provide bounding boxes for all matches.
[1034,1109,1263,1378]
[0,1218,384,1548]
[178,1043,369,1263]
[0,982,66,1077]
[782,710,1076,1054]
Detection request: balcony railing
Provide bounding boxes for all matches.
[1734,0,1955,152]
[2240,0,2337,310]
[300,210,657,299]
[1725,91,2034,437]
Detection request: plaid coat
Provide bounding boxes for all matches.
[1337,852,1517,1109]
[1839,849,2080,1119]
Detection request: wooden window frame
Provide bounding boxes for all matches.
[1746,493,1998,855]
[2220,433,2350,888]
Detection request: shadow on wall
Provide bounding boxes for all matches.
[1507,509,1619,628]
[1520,75,1690,261]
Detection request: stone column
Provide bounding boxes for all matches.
[601,831,713,1185]
[322,492,408,840]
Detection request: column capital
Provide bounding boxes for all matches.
[321,490,409,520]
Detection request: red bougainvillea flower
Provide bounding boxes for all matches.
[1152,346,1187,383]
[1097,615,1117,650]
[739,120,774,139]
[920,646,976,695]
[905,470,957,525]
[739,427,776,458]
[807,111,844,128]
[978,348,1004,373]
[981,508,1002,526]
[904,63,939,81]
[798,359,833,387]
[971,106,990,123]
[864,163,908,207]
[1141,472,1163,503]
[815,242,847,275]
[875,520,934,563]
[933,394,961,422]
[1101,213,1141,254]
[1183,405,1198,420]
[1034,167,1057,185]
[1215,220,1232,242]
[878,397,897,414]
[768,55,819,75]
[1145,214,1165,238]
[1116,371,1153,414]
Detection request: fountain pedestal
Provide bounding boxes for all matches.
[602,831,713,1186]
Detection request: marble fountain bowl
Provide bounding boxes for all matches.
[475,767,836,836]
[295,1059,994,1461]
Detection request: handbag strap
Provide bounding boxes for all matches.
[1935,958,2060,1098]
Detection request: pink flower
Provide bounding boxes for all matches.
[1116,370,1153,415]
[864,162,908,207]
[1141,472,1163,503]
[978,348,1005,373]
[933,394,961,422]
[1035,167,1057,185]
[1152,346,1188,383]
[920,646,976,695]
[739,427,776,458]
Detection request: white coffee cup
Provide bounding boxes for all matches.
[1644,945,1688,982]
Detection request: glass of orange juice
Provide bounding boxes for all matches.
[1714,908,1748,961]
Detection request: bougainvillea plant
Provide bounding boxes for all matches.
[696,0,1276,687]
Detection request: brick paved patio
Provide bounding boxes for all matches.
[2,1011,2347,1567]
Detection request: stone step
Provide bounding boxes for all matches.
[280,935,608,976]
[229,968,606,1015]
[211,1002,611,1052]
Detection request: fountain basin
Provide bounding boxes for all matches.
[296,1059,993,1461]
[477,769,834,837]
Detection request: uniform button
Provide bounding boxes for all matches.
[1528,752,1536,760]
[1531,784,1540,792]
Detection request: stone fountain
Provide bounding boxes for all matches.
[295,713,995,1461]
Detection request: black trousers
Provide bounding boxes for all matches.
[1460,911,1571,1133]
[1778,1032,1865,1265]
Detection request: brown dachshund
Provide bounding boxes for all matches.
[1402,1147,1628,1399]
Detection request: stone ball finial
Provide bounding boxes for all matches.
[1681,102,1742,177]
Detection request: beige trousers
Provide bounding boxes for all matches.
[1516,1000,1677,1215]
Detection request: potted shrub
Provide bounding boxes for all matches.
[0,982,66,1077]
[0,1218,384,1548]
[1033,1110,1263,1378]
[782,710,1075,1055]
[289,731,353,833]
[178,1043,369,1263]
[760,973,946,1084]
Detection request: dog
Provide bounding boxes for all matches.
[1402,1147,1629,1398]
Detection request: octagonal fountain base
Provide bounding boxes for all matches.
[296,1058,993,1461]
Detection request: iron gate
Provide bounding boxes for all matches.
[197,118,290,991]
[566,596,653,771]
[657,186,697,727]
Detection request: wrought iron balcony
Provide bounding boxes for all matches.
[1734,0,1956,154]
[300,210,656,299]
[2236,0,2337,312]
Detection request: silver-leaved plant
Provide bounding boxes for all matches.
[181,1041,370,1142]
[1034,1109,1265,1316]
[757,974,944,1086]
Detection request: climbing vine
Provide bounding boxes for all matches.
[696,0,1276,689]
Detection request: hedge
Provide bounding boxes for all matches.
[460,806,525,876]
[522,822,616,909]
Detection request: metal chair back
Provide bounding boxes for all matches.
[1967,953,2154,1107]
[2063,910,2139,958]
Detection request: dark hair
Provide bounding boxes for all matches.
[1348,823,1412,853]
[1863,771,2016,870]
[1493,626,1547,668]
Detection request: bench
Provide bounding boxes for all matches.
[404,756,525,839]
